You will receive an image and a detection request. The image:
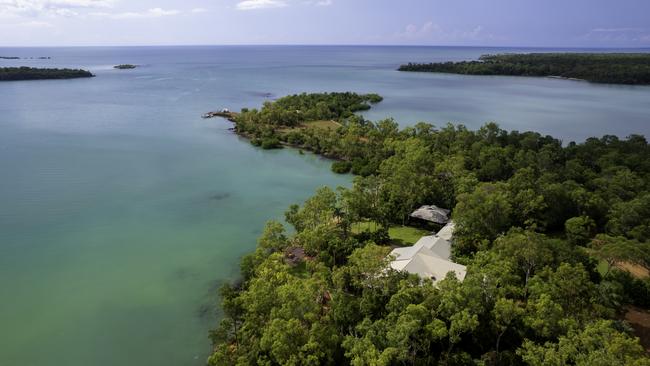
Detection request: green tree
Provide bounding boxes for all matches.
[494,229,554,292]
[565,216,595,246]
[379,138,437,224]
[607,193,650,242]
[527,263,598,320]
[591,234,650,276]
[492,298,524,362]
[453,182,513,255]
[518,320,650,366]
[258,220,289,253]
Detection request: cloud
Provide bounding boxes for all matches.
[48,0,112,6]
[18,19,53,27]
[0,0,113,18]
[394,21,500,44]
[191,7,207,13]
[590,27,644,33]
[581,27,650,44]
[236,0,287,10]
[399,21,438,39]
[234,0,332,11]
[92,8,180,19]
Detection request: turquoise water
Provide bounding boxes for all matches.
[1,46,650,366]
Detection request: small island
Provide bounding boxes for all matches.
[399,53,650,85]
[114,64,137,69]
[1,56,51,60]
[0,67,94,81]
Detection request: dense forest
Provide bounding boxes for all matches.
[232,92,381,150]
[398,53,650,85]
[0,67,94,81]
[211,92,650,365]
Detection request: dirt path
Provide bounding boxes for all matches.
[625,306,650,352]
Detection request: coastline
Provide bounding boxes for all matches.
[207,95,650,364]
[546,75,586,82]
[208,111,346,159]
[398,53,650,85]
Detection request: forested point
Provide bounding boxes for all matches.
[398,53,650,85]
[0,67,94,81]
[210,92,650,365]
[231,92,383,150]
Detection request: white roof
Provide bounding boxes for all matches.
[388,220,465,284]
[390,250,466,283]
[413,235,451,260]
[391,234,452,262]
[390,239,428,260]
[436,221,455,241]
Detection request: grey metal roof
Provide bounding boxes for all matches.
[410,205,450,224]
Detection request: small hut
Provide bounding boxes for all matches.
[284,247,306,267]
[410,205,450,225]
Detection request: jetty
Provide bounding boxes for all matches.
[201,109,238,122]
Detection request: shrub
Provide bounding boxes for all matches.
[261,137,281,149]
[331,161,352,174]
[565,216,595,246]
[607,269,650,307]
[285,132,305,145]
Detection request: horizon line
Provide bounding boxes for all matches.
[2,43,650,49]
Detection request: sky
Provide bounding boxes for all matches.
[1,0,649,47]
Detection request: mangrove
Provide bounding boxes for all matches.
[0,67,94,81]
[398,53,650,85]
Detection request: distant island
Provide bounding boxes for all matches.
[398,53,650,85]
[0,56,51,60]
[0,67,94,81]
[114,64,137,69]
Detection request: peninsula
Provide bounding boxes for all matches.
[399,53,650,85]
[209,91,650,365]
[0,67,94,81]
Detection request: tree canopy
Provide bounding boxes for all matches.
[398,53,650,85]
[0,67,94,81]
[210,93,650,365]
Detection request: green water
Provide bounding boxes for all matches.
[0,130,349,365]
[1,46,649,365]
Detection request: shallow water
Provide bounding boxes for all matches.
[1,46,649,366]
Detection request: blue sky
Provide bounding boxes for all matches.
[1,0,649,47]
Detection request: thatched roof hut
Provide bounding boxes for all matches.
[410,205,450,224]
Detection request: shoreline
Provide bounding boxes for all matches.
[398,53,650,85]
[205,110,347,160]
[207,96,650,364]
[546,75,586,82]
